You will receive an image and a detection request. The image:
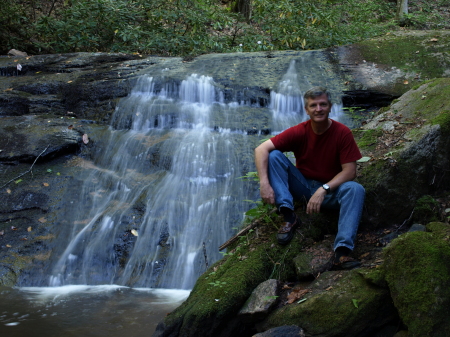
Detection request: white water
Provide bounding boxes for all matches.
[48,74,251,289]
[270,60,343,133]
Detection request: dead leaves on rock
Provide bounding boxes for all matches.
[287,287,312,304]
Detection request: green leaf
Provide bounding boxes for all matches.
[47,169,52,173]
[15,179,23,184]
[352,299,359,308]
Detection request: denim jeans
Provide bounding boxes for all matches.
[268,150,365,251]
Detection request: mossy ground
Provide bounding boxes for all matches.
[358,31,450,84]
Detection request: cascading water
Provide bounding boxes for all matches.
[49,74,251,289]
[270,60,343,132]
[0,53,355,336]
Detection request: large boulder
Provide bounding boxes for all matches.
[355,78,450,227]
[383,222,450,337]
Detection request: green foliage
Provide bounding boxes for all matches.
[0,0,448,56]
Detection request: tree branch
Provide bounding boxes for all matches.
[219,208,277,251]
[0,145,50,189]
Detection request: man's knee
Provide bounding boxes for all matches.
[268,150,284,162]
[341,181,365,197]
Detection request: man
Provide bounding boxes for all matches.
[254,86,364,270]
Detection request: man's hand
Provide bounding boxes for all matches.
[260,181,275,205]
[306,187,326,214]
[255,139,277,205]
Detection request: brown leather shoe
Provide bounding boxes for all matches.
[277,216,300,245]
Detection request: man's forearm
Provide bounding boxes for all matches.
[254,140,276,204]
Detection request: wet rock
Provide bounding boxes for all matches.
[408,223,426,232]
[378,232,400,246]
[0,116,80,163]
[253,325,305,337]
[239,279,279,320]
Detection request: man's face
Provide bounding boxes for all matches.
[304,93,332,123]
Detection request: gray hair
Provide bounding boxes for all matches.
[304,86,332,103]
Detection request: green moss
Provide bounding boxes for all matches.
[408,79,450,120]
[430,110,450,135]
[426,222,450,238]
[383,231,450,336]
[162,233,299,334]
[355,128,383,150]
[357,159,387,191]
[264,270,393,335]
[413,195,440,224]
[359,34,450,80]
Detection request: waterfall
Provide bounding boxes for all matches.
[49,74,250,289]
[270,60,343,132]
[46,59,347,290]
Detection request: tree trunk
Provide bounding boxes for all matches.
[233,0,252,21]
[397,0,408,21]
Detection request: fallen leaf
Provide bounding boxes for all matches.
[6,244,11,248]
[6,188,11,194]
[430,38,438,42]
[359,252,370,259]
[17,64,22,71]
[67,80,73,83]
[11,226,17,230]
[325,286,333,291]
[38,217,47,223]
[27,226,32,232]
[0,230,4,236]
[68,125,73,129]
[357,157,371,163]
[43,183,49,187]
[403,80,409,85]
[82,134,89,144]
[4,88,13,92]
[131,229,139,237]
[287,288,311,304]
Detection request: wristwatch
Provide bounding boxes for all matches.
[322,184,330,194]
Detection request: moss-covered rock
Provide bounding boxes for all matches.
[355,78,450,227]
[154,234,303,337]
[335,30,450,97]
[383,225,450,337]
[260,269,396,337]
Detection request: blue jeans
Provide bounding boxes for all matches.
[268,150,365,251]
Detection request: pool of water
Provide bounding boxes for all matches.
[0,285,189,337]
